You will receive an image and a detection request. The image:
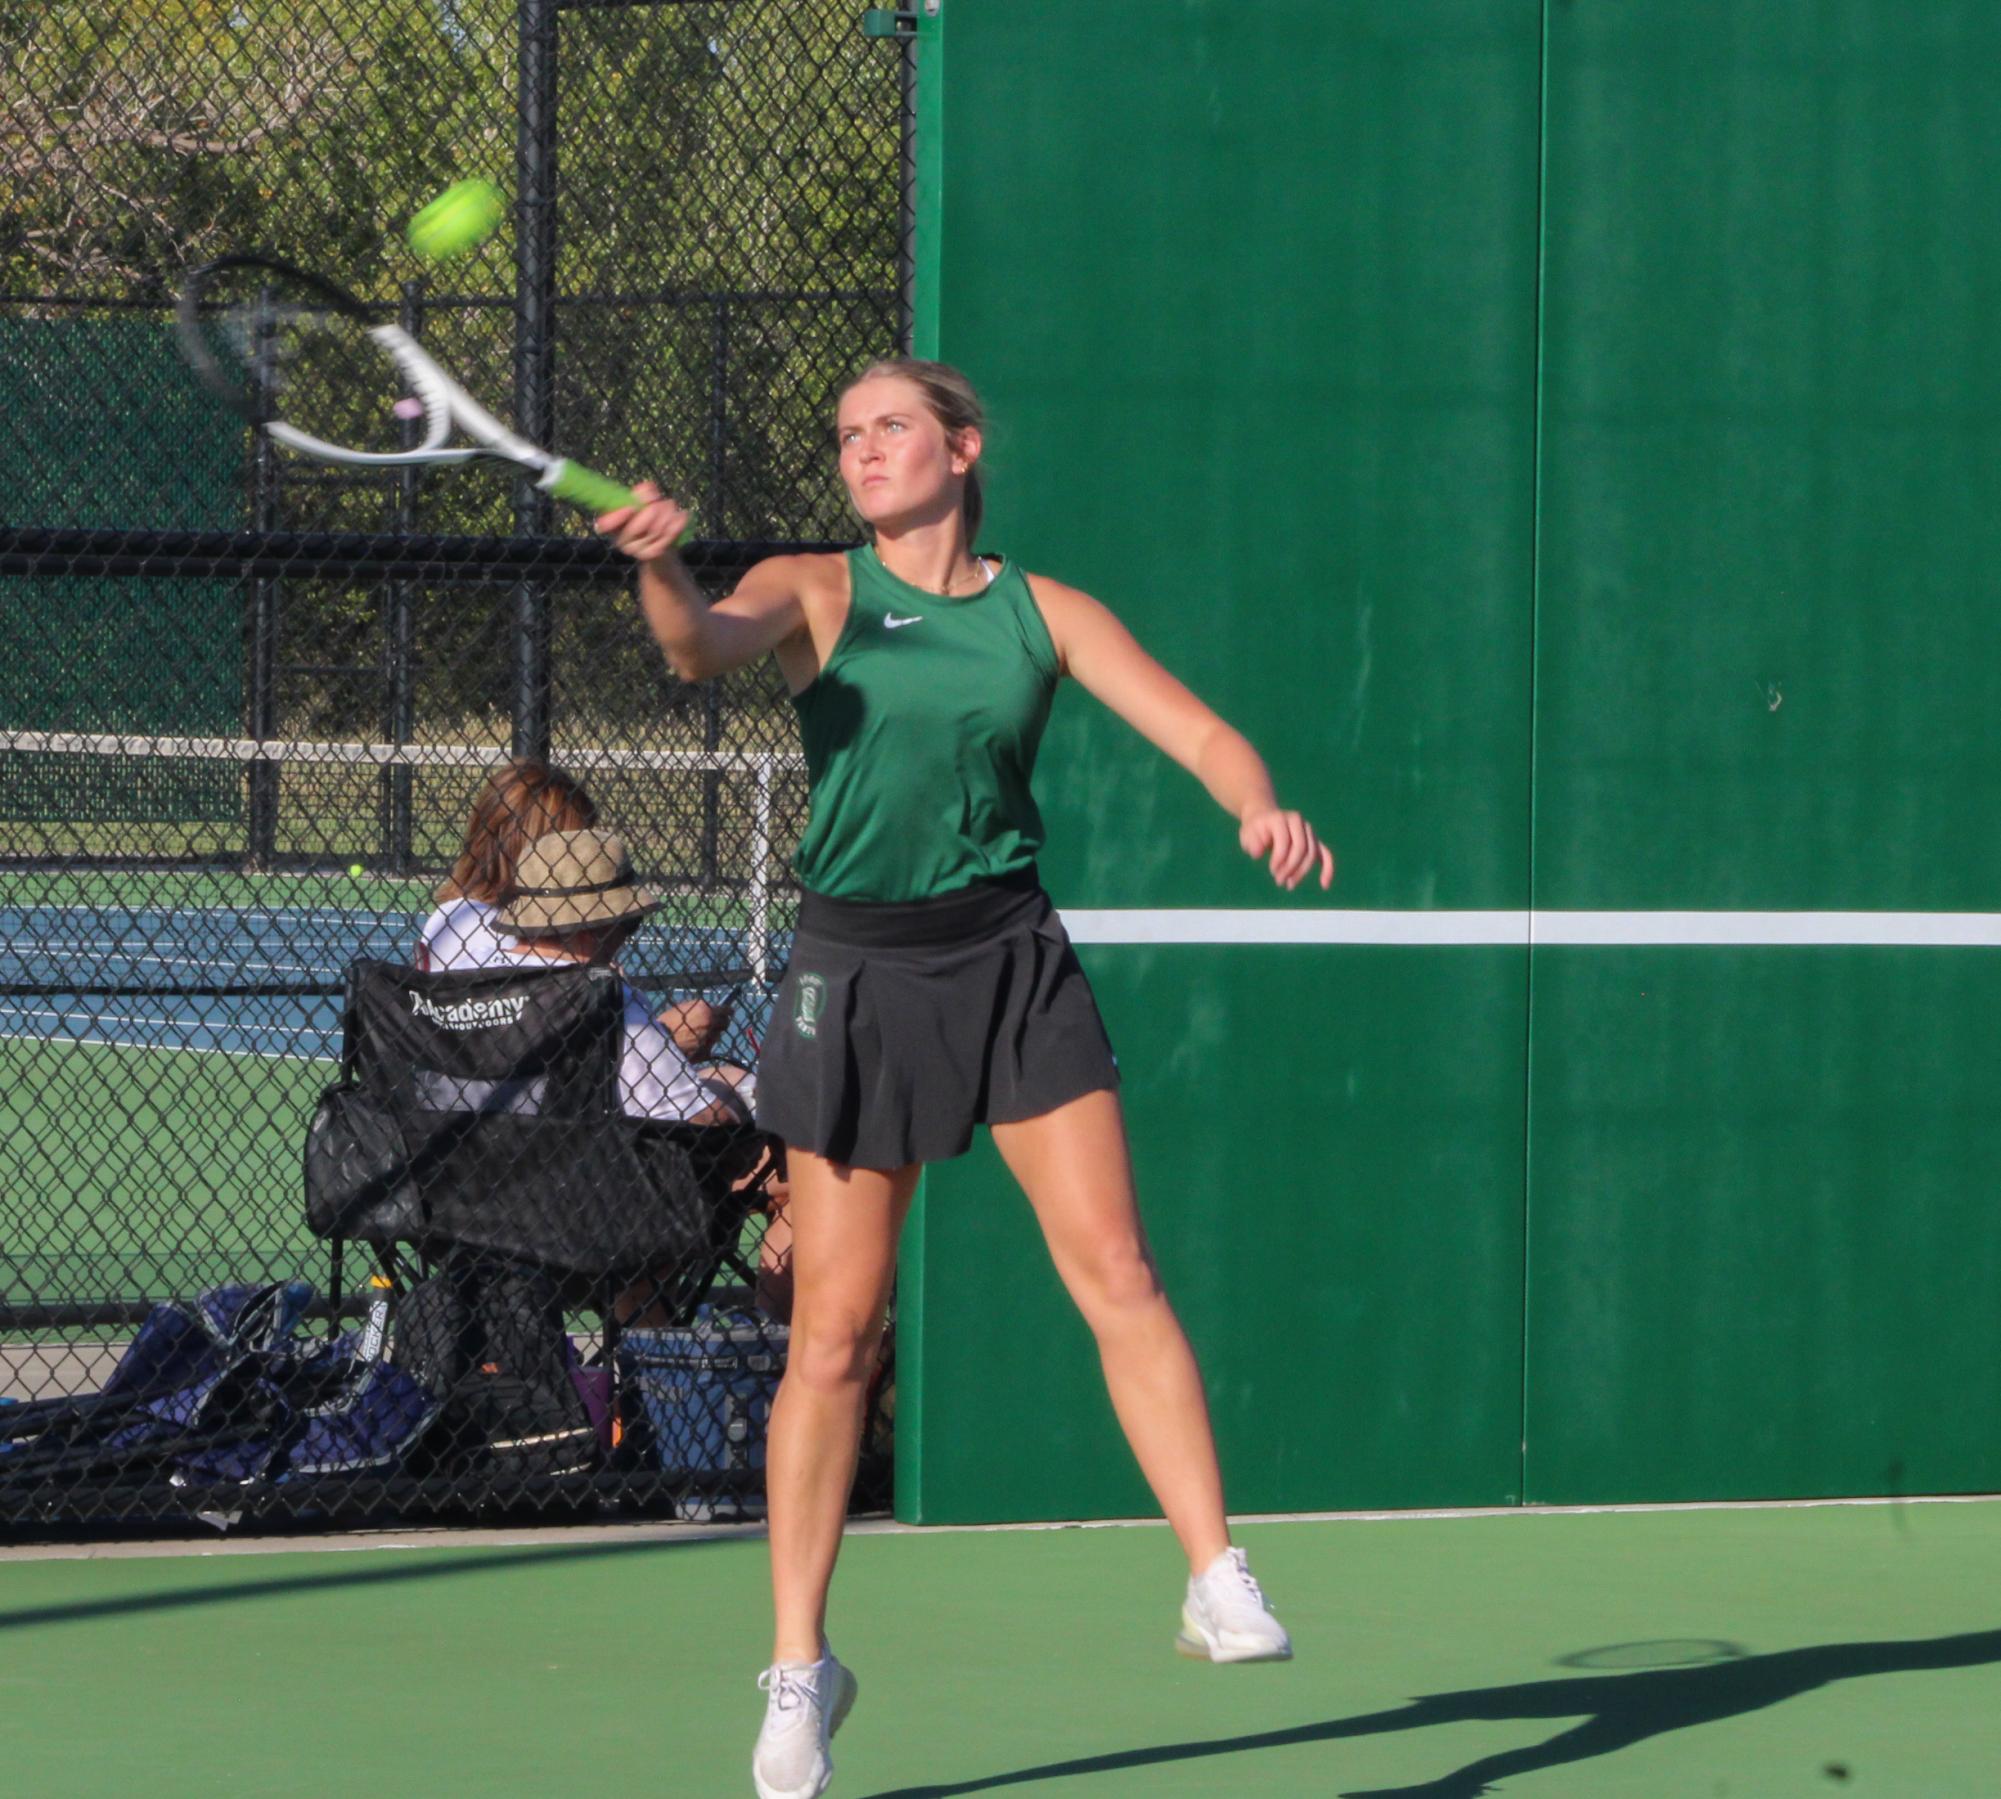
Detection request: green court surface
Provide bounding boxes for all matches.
[0,1037,327,1307]
[4,1501,1998,1796]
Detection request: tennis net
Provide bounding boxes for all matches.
[0,730,806,990]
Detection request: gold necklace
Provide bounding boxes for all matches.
[937,556,986,595]
[875,544,993,596]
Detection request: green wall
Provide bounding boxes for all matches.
[1525,949,2001,1503]
[898,0,1544,1522]
[1524,3,2001,1502]
[896,0,2001,1520]
[1534,4,2001,910]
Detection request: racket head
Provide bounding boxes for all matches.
[176,252,446,458]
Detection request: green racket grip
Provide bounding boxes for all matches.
[543,460,641,513]
[543,459,695,544]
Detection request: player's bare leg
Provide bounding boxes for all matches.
[764,1152,917,1662]
[991,1087,1291,1661]
[990,1087,1230,1572]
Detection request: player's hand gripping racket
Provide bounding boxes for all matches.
[175,252,646,517]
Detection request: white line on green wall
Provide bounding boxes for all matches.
[1057,910,2001,947]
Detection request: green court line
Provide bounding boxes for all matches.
[1,1502,1996,1795]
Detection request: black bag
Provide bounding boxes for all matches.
[394,1252,598,1478]
[304,960,719,1278]
[305,1084,420,1242]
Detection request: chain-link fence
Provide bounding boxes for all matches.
[0,0,908,1531]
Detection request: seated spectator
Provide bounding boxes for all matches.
[661,994,728,1059]
[422,763,754,1122]
[491,829,738,1129]
[659,992,758,1118]
[754,1162,794,1324]
[655,994,784,1315]
[494,829,759,1328]
[418,759,597,972]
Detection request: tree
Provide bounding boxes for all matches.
[1,0,903,738]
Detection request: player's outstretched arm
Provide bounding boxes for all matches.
[1028,574,1334,893]
[599,482,809,681]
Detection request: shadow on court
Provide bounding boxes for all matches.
[859,1626,2001,1798]
[0,1534,729,1635]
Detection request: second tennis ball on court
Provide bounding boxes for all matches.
[406,179,504,261]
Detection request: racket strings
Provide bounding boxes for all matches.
[214,299,330,394]
[204,285,426,454]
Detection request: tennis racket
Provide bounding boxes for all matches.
[175,252,648,517]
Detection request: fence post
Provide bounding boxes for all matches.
[512,0,558,763]
[245,284,281,870]
[700,296,730,879]
[750,752,774,984]
[898,34,916,350]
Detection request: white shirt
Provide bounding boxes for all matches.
[611,987,718,1123]
[416,897,515,972]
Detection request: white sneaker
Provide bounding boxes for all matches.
[1176,1546,1294,1663]
[752,1648,858,1799]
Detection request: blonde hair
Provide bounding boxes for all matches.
[840,357,988,544]
[436,759,598,906]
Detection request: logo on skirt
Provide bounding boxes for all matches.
[794,973,827,1040]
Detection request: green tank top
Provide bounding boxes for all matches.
[788,546,1060,901]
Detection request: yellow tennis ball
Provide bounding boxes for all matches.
[349,863,365,878]
[406,179,504,261]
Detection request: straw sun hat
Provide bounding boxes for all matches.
[496,829,656,938]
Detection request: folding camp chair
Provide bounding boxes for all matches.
[305,958,774,1475]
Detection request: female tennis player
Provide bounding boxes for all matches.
[601,358,1331,1799]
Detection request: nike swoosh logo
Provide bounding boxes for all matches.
[884,614,925,628]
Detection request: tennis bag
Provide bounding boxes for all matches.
[0,1282,439,1498]
[305,960,715,1277]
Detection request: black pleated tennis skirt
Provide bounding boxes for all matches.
[753,870,1119,1169]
